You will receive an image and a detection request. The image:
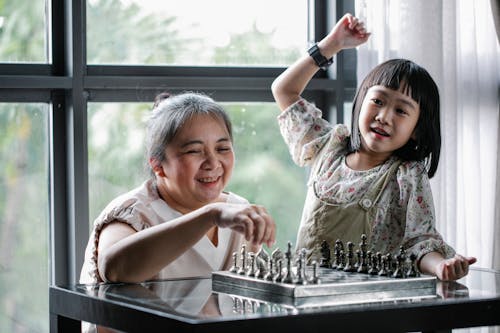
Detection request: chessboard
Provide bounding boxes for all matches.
[213,267,436,308]
[212,237,437,308]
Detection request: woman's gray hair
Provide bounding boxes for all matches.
[145,91,233,179]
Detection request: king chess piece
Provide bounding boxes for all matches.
[283,241,295,284]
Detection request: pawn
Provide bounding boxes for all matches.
[308,261,321,284]
[406,253,420,278]
[358,249,369,274]
[332,239,343,270]
[392,253,405,278]
[386,253,393,276]
[229,251,238,273]
[343,242,356,272]
[378,255,388,276]
[368,251,379,275]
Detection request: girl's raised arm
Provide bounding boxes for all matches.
[271,13,370,112]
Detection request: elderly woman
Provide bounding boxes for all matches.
[80,92,276,286]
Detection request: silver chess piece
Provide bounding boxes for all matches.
[229,251,238,273]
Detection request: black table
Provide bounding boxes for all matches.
[50,267,500,333]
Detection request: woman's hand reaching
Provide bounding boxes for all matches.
[211,202,276,248]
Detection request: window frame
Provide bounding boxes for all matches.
[0,0,357,287]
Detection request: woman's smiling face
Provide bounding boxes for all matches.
[154,114,234,213]
[358,85,420,160]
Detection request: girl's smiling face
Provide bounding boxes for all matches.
[358,85,420,160]
[153,114,234,213]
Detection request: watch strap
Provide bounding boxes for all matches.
[308,43,334,70]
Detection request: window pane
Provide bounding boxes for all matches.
[88,102,306,249]
[87,0,307,66]
[0,103,49,332]
[0,0,47,63]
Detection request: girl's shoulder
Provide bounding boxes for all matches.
[397,160,428,178]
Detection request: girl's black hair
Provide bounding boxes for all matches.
[349,59,441,178]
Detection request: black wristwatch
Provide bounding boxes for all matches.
[308,43,333,70]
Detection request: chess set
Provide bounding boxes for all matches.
[212,235,437,308]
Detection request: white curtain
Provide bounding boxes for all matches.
[354,0,500,272]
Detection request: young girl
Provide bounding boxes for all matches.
[271,13,475,281]
[80,92,275,286]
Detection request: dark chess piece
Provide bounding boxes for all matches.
[392,252,405,278]
[378,254,388,276]
[386,253,393,276]
[319,240,331,268]
[237,244,247,275]
[406,253,420,277]
[392,246,407,278]
[358,249,369,274]
[229,251,238,273]
[332,239,342,269]
[283,242,295,284]
[359,234,368,254]
[354,249,361,270]
[343,242,356,272]
[368,251,379,275]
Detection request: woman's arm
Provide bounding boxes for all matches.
[271,13,369,111]
[98,202,275,283]
[419,251,477,281]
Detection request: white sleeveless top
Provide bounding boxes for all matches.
[79,179,246,284]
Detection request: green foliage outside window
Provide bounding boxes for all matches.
[0,0,308,332]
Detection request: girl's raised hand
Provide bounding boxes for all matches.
[326,13,370,50]
[212,203,276,248]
